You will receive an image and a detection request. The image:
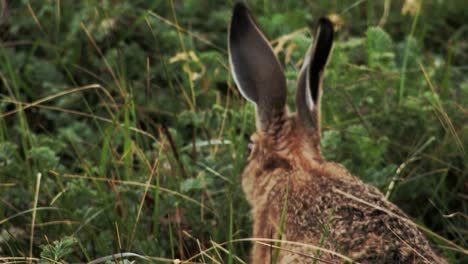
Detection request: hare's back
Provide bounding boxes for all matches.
[282,171,444,263]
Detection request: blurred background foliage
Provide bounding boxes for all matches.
[0,0,467,262]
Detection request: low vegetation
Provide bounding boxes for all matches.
[0,0,466,263]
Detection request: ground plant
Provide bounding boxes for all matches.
[0,0,467,263]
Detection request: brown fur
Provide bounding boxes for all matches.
[228,3,447,262]
[242,116,447,264]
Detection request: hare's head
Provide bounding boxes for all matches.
[228,3,334,199]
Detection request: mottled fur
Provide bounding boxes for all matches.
[228,2,447,263]
[229,3,446,263]
[243,117,446,263]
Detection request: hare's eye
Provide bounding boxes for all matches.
[245,134,254,156]
[247,142,254,152]
[246,142,254,157]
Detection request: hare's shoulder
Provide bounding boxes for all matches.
[286,166,406,235]
[285,165,441,263]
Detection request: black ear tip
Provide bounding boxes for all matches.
[230,1,253,41]
[232,1,249,20]
[318,17,334,33]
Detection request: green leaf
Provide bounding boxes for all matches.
[40,236,77,263]
[366,27,395,69]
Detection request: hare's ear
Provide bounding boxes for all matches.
[229,2,287,132]
[296,17,334,134]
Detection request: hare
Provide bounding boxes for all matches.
[228,2,447,264]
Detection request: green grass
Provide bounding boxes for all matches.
[0,0,467,263]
